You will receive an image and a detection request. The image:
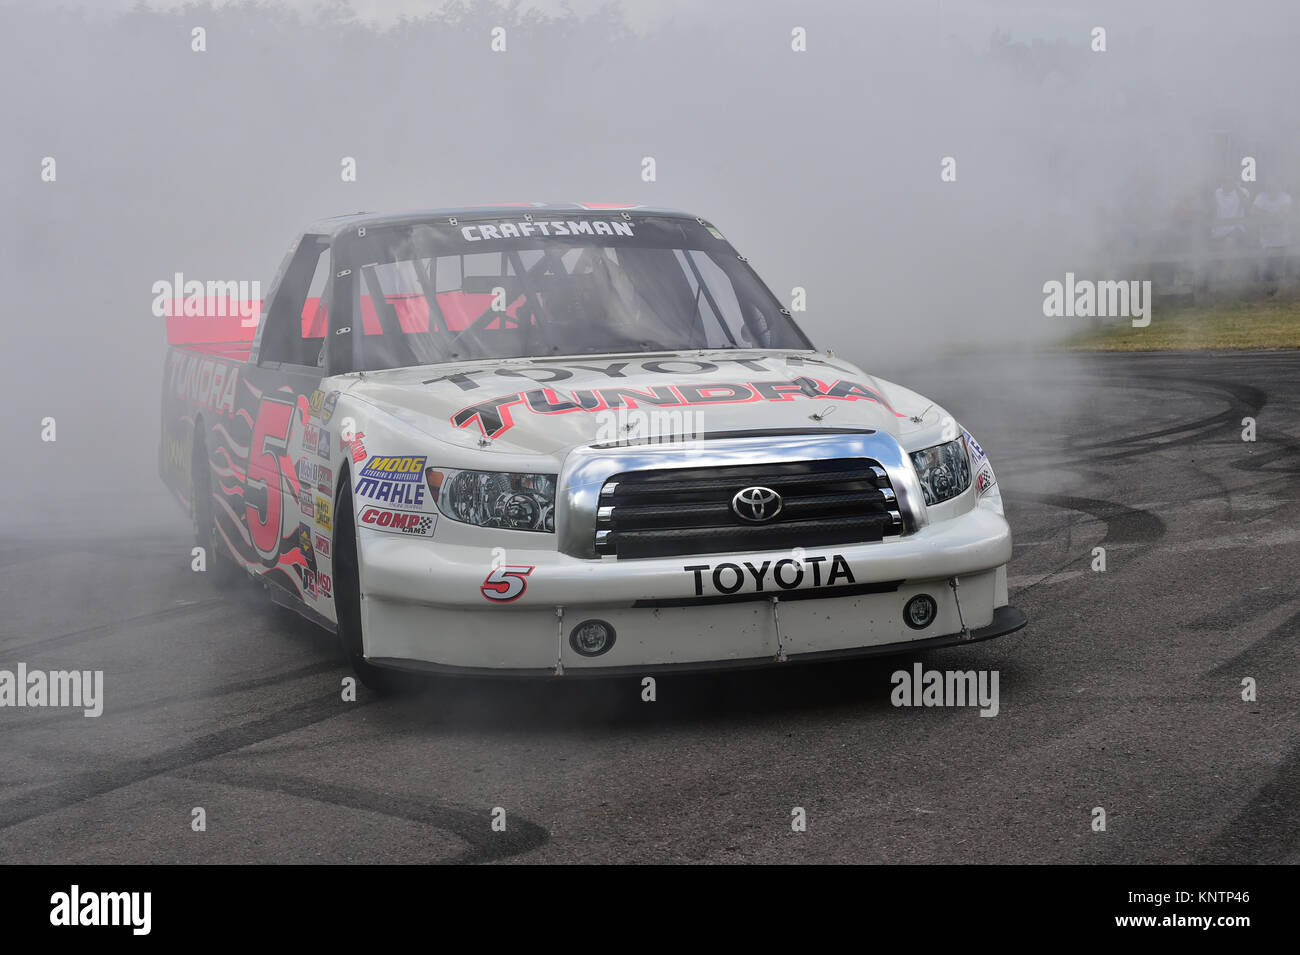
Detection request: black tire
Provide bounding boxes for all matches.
[334,479,413,695]
[191,424,241,589]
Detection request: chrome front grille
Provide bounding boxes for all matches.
[593,458,904,559]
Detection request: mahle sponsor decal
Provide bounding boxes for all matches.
[356,456,429,508]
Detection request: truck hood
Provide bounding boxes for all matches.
[342,350,948,458]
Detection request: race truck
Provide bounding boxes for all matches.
[159,203,1025,690]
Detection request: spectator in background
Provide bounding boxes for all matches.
[1211,176,1251,247]
[1252,179,1293,286]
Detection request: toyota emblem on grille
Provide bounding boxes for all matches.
[731,486,782,522]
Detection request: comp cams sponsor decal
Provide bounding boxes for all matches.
[685,554,855,597]
[359,506,437,537]
[356,455,428,508]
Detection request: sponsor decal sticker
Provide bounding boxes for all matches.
[316,429,331,461]
[315,494,332,530]
[299,489,315,518]
[307,390,326,419]
[302,425,319,454]
[963,430,986,466]
[296,458,314,487]
[344,431,367,463]
[355,457,428,507]
[321,390,340,423]
[316,464,333,494]
[314,532,331,557]
[975,462,997,495]
[317,572,333,598]
[360,455,427,482]
[460,219,635,242]
[360,506,437,537]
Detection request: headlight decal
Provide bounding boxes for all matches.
[426,467,556,533]
[909,437,972,506]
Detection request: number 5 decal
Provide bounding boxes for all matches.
[481,565,534,602]
[246,398,294,563]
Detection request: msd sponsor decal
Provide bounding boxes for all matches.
[360,506,437,537]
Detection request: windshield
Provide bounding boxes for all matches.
[345,215,812,369]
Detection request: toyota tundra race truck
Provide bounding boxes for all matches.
[159,203,1026,690]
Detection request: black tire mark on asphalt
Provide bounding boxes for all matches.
[0,599,226,657]
[1033,494,1167,546]
[999,374,1264,472]
[1205,608,1300,678]
[1004,493,1165,599]
[0,694,356,833]
[171,767,550,864]
[1185,585,1296,632]
[1197,736,1300,864]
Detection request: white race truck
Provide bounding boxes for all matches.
[159,203,1024,690]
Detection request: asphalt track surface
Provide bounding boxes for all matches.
[1,351,1296,864]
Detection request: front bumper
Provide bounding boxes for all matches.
[356,498,1019,673]
[369,605,1028,678]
